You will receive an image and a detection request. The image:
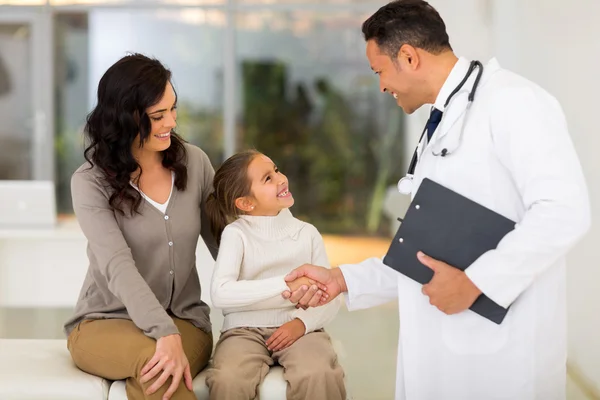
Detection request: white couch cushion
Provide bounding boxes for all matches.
[107,366,287,400]
[108,339,350,400]
[0,339,110,400]
[254,367,288,400]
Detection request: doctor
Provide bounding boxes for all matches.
[283,1,591,399]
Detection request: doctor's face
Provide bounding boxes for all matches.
[366,40,424,114]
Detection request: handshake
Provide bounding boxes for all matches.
[281,264,348,309]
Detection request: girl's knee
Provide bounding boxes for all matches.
[288,359,345,390]
[206,367,261,397]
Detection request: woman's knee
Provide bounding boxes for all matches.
[125,374,196,400]
[132,347,159,378]
[183,330,213,375]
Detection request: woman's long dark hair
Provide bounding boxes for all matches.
[205,150,260,244]
[83,53,188,215]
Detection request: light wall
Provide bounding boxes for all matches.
[508,0,600,394]
[494,0,600,394]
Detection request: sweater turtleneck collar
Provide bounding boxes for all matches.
[238,208,304,240]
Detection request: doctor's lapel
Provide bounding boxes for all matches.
[434,58,503,145]
[435,91,470,144]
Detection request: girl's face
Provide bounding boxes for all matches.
[244,154,294,216]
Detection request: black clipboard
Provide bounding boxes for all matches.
[383,178,515,324]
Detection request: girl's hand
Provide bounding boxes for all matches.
[266,319,306,352]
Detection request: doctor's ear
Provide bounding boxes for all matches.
[398,44,419,69]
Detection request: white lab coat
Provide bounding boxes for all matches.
[339,57,591,400]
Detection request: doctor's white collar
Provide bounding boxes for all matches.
[432,57,502,112]
[433,56,471,112]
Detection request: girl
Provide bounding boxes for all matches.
[204,150,346,400]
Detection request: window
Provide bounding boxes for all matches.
[54,8,225,213]
[12,0,402,235]
[0,23,33,180]
[235,10,404,235]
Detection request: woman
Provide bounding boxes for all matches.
[64,53,217,400]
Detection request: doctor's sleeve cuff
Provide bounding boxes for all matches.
[339,264,359,311]
[339,258,399,311]
[464,254,528,309]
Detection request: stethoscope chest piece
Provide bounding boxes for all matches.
[397,174,413,195]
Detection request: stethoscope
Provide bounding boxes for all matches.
[397,60,484,195]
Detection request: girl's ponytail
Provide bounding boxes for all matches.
[205,149,260,245]
[205,191,228,245]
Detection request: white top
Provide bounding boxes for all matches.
[130,172,175,214]
[210,208,341,334]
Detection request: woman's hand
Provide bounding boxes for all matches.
[265,319,306,352]
[140,334,192,399]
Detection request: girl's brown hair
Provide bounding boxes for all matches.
[205,150,260,244]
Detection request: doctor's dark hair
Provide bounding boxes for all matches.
[362,0,452,59]
[83,53,188,216]
[204,150,260,245]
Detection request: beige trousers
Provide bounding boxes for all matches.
[67,317,213,400]
[205,327,346,400]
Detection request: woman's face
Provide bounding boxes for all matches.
[135,81,178,153]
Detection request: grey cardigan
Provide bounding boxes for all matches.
[64,143,218,339]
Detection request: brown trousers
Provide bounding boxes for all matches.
[67,317,213,400]
[205,327,346,400]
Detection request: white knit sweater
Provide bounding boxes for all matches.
[210,208,341,333]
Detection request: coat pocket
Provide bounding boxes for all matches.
[441,310,511,355]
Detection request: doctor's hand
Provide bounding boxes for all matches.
[418,251,482,315]
[282,264,347,308]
